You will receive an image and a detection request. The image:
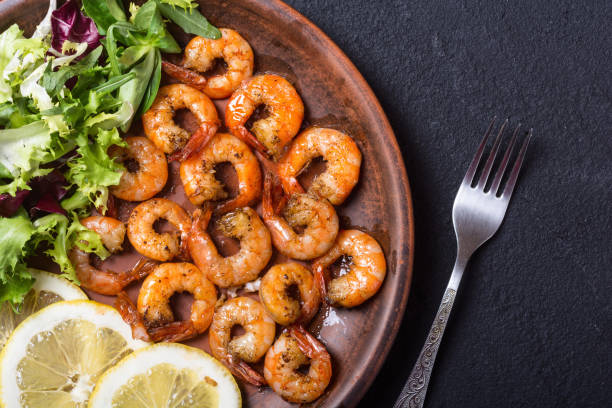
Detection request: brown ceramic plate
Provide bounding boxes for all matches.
[0,0,414,406]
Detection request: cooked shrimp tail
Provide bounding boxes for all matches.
[226,355,267,387]
[288,325,326,358]
[234,122,270,157]
[162,60,208,91]
[263,169,288,217]
[115,291,151,342]
[313,263,330,306]
[168,122,218,162]
[149,320,198,343]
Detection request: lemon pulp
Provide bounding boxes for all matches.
[111,362,220,407]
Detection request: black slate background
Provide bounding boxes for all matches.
[284,1,611,407]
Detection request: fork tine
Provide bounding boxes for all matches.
[490,124,520,194]
[502,128,532,198]
[477,119,508,189]
[463,116,497,186]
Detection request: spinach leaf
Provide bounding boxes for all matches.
[82,0,127,35]
[156,1,221,39]
[118,49,156,131]
[119,45,152,68]
[139,49,162,114]
[106,22,144,75]
[134,1,164,35]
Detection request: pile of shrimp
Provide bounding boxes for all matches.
[74,27,386,404]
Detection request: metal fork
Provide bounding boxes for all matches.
[393,118,533,408]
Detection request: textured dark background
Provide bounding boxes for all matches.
[284,1,611,407]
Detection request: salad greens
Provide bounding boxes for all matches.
[0,0,220,306]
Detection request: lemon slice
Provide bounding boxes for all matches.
[89,343,242,408]
[0,300,148,408]
[0,268,87,351]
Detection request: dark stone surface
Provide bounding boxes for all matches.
[285,1,611,407]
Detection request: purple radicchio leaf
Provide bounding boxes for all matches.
[51,0,101,56]
[0,190,30,217]
[24,170,69,218]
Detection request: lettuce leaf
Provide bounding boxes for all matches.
[32,213,109,283]
[65,128,125,212]
[0,25,47,104]
[0,121,56,195]
[0,209,35,303]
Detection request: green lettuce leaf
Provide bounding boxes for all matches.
[0,209,35,303]
[0,24,47,104]
[0,121,57,195]
[65,128,126,211]
[32,213,109,283]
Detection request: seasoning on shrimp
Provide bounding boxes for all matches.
[209,297,276,386]
[278,127,362,205]
[69,216,156,295]
[163,29,254,99]
[142,84,220,160]
[262,173,339,260]
[110,136,168,202]
[259,263,320,326]
[313,229,386,307]
[189,206,272,287]
[127,198,191,261]
[180,132,262,213]
[226,74,304,159]
[264,325,332,403]
[137,262,217,342]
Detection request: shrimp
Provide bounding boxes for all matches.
[188,206,272,288]
[264,325,332,403]
[137,262,217,342]
[163,29,254,99]
[110,136,168,202]
[142,84,220,160]
[278,127,362,205]
[179,132,262,213]
[262,173,339,260]
[313,230,386,308]
[127,198,191,261]
[226,74,304,159]
[209,297,276,385]
[69,217,156,295]
[259,263,320,326]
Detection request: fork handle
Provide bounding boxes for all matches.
[393,287,457,408]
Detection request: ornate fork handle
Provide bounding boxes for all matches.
[394,287,457,408]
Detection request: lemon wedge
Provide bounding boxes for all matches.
[89,343,241,408]
[0,268,87,351]
[0,300,147,408]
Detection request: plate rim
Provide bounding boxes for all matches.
[0,0,416,406]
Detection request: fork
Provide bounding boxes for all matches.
[393,118,533,408]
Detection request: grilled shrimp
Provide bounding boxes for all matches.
[180,132,262,213]
[263,174,339,260]
[209,297,276,385]
[313,230,386,307]
[278,127,362,205]
[163,29,254,99]
[259,263,320,325]
[127,198,191,261]
[264,325,332,403]
[137,262,217,342]
[69,216,156,295]
[188,206,272,287]
[110,136,168,202]
[226,74,304,159]
[142,84,220,160]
